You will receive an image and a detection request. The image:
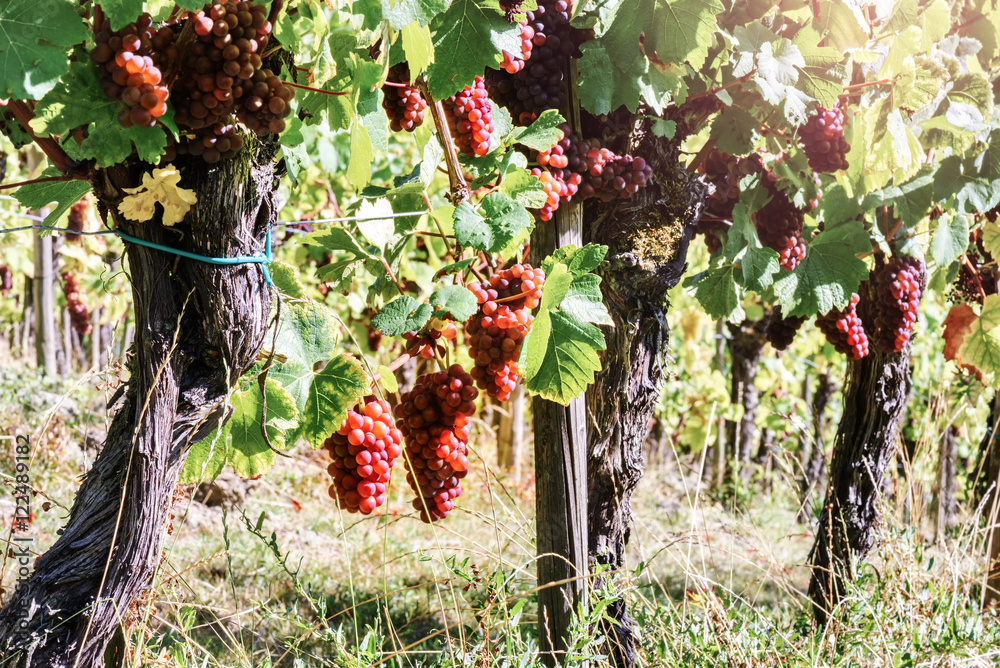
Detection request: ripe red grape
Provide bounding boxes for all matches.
[801,102,850,173]
[61,272,92,337]
[382,63,427,133]
[872,256,925,354]
[816,293,869,360]
[443,76,494,157]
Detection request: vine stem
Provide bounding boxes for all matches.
[267,0,284,27]
[7,101,82,178]
[0,175,74,191]
[843,78,893,92]
[380,256,407,294]
[416,79,470,205]
[685,70,755,104]
[961,254,989,302]
[283,80,350,96]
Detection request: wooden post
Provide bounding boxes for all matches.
[531,201,588,666]
[33,227,57,376]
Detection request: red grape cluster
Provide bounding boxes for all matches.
[500,19,535,74]
[530,125,652,219]
[766,307,807,351]
[498,0,526,18]
[163,118,244,164]
[67,196,90,242]
[872,256,925,354]
[382,64,427,132]
[816,293,869,360]
[91,14,173,128]
[403,318,460,359]
[443,76,494,157]
[485,0,579,124]
[949,249,994,305]
[465,264,545,401]
[395,366,479,522]
[754,175,806,271]
[0,265,11,297]
[61,272,92,337]
[324,397,403,515]
[801,102,850,173]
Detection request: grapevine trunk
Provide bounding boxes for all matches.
[807,298,912,624]
[0,139,279,667]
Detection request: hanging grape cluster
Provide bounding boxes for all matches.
[465,264,544,401]
[529,125,651,220]
[0,265,12,297]
[62,273,92,337]
[754,174,807,271]
[816,293,869,360]
[67,196,90,243]
[324,397,403,515]
[500,18,535,74]
[381,64,427,133]
[443,76,494,157]
[766,307,807,351]
[91,0,294,163]
[801,102,850,173]
[948,246,995,305]
[872,256,926,354]
[485,0,578,124]
[91,14,173,128]
[403,317,459,360]
[395,366,479,522]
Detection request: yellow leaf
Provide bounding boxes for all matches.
[117,167,198,226]
[983,221,1000,264]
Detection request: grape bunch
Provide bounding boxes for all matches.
[324,397,403,515]
[766,307,807,351]
[753,175,806,271]
[67,196,90,242]
[163,117,244,164]
[395,366,479,522]
[0,265,12,297]
[500,18,535,74]
[91,14,173,128]
[801,102,850,173]
[529,125,652,219]
[485,0,579,124]
[465,264,545,401]
[382,64,427,132]
[949,248,995,305]
[171,0,294,137]
[62,273,92,337]
[498,0,526,18]
[443,76,494,157]
[816,293,869,360]
[872,256,925,354]
[403,318,460,359]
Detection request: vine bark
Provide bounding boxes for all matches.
[0,137,279,667]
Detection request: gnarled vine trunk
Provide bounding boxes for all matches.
[725,317,768,483]
[799,370,834,523]
[583,108,710,667]
[0,138,279,667]
[807,285,912,623]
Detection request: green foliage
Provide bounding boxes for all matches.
[453,193,533,254]
[0,0,88,100]
[14,168,91,229]
[372,295,433,335]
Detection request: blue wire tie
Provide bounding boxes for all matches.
[114,226,274,288]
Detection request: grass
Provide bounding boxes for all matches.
[1,355,999,667]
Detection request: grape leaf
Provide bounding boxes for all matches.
[513,110,566,151]
[372,295,433,335]
[435,258,477,278]
[960,295,1000,386]
[13,168,91,228]
[226,378,300,478]
[523,309,605,404]
[0,0,89,99]
[348,120,375,190]
[356,198,395,251]
[984,220,1000,260]
[727,201,780,293]
[453,193,533,253]
[300,354,371,448]
[425,0,520,100]
[815,0,868,52]
[576,31,686,114]
[401,21,435,76]
[382,0,450,29]
[275,302,340,371]
[99,0,145,31]
[689,264,746,323]
[561,274,613,326]
[540,262,574,310]
[710,107,757,156]
[634,0,722,71]
[929,212,970,269]
[500,168,547,208]
[430,284,477,321]
[118,167,198,226]
[378,365,399,393]
[943,303,978,371]
[179,420,231,484]
[541,244,608,276]
[773,223,871,318]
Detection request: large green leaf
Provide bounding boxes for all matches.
[226,378,300,479]
[453,193,533,253]
[0,0,88,99]
[425,0,520,100]
[689,264,746,322]
[523,310,605,404]
[300,355,371,448]
[372,295,433,335]
[14,168,91,229]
